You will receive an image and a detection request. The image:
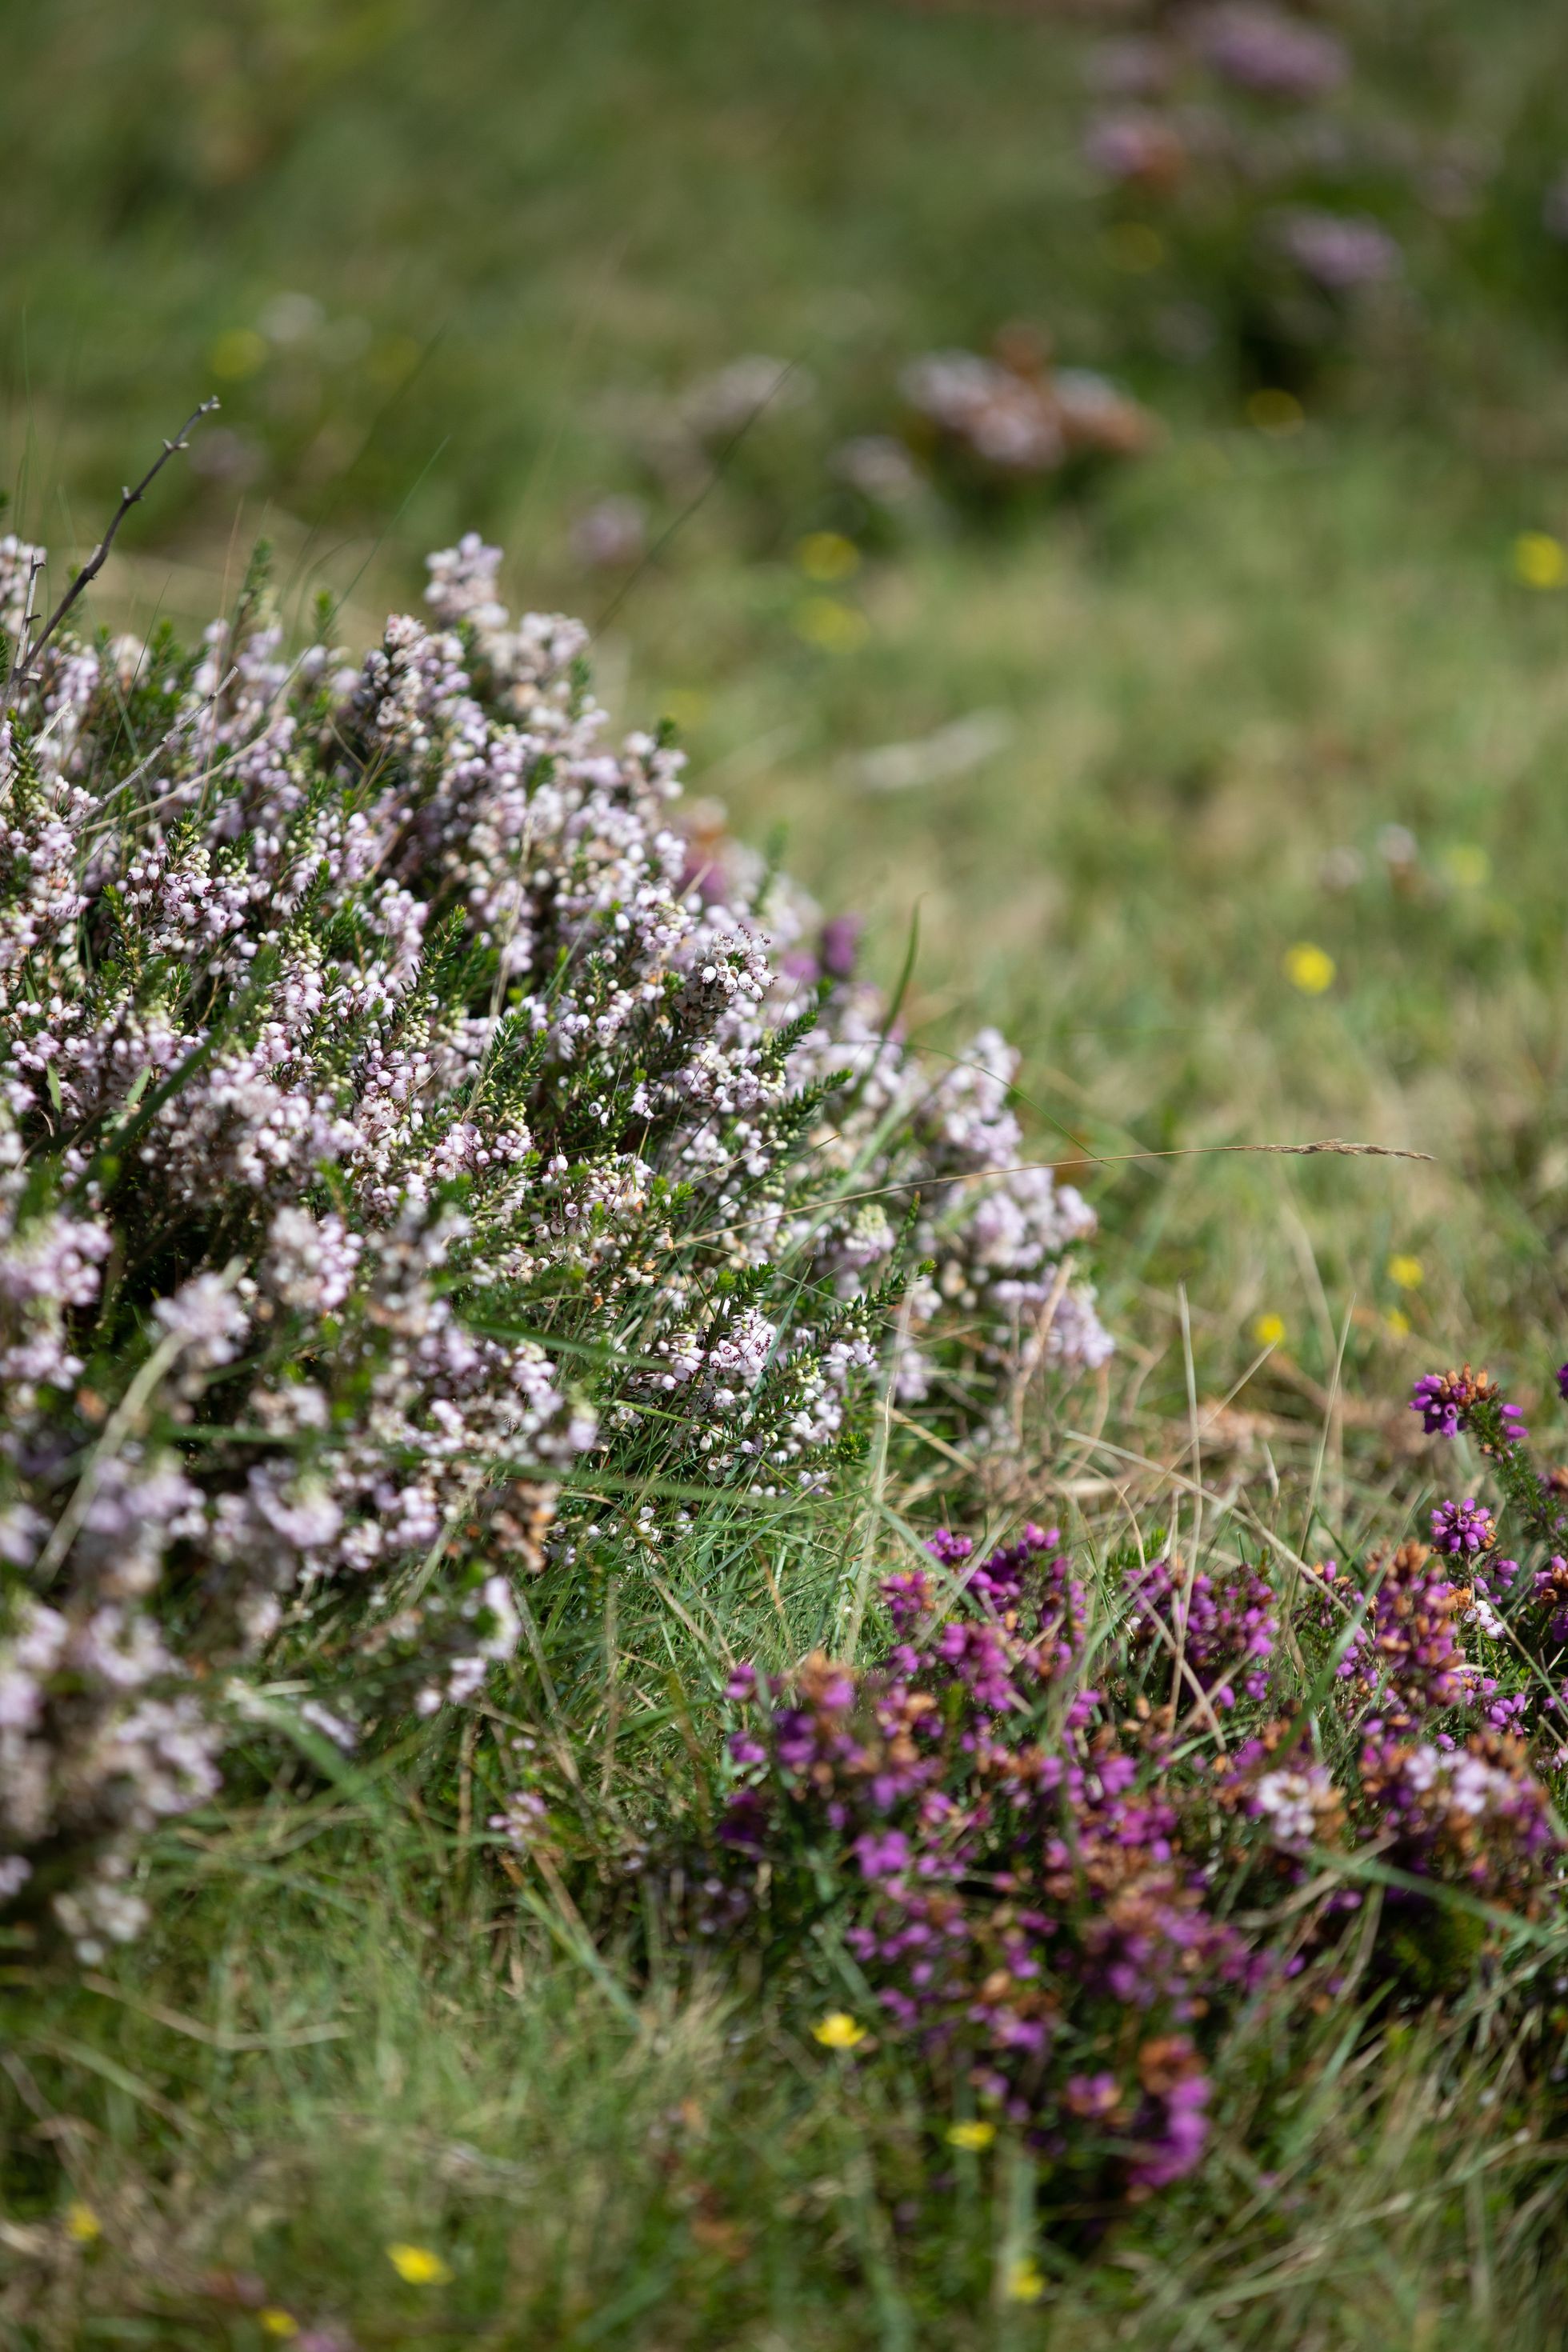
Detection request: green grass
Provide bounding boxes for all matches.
[12,1814,1568,2352]
[11,0,1568,2342]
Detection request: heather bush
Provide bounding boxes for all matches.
[0,523,1111,1952]
[898,333,1158,504]
[1078,0,1421,393]
[540,1358,1568,2219]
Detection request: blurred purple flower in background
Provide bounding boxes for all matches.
[1194,6,1349,104]
[1277,208,1403,290]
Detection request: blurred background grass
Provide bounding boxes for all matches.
[8,0,1568,1423]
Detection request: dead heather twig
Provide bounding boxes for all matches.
[8,397,220,694]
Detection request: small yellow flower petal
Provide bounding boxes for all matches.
[947,2119,996,2150]
[1514,531,1566,590]
[260,2314,299,2341]
[1284,942,1335,994]
[811,2010,866,2050]
[1004,2254,1045,2304]
[796,531,861,583]
[1252,1313,1286,1349]
[1385,1308,1411,1338]
[209,327,268,382]
[386,2242,452,2286]
[64,2200,100,2243]
[794,597,869,654]
[1246,387,1304,436]
[1442,843,1490,890]
[1387,1254,1423,1290]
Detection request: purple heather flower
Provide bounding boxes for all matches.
[1194,5,1348,103]
[882,1568,934,1630]
[1430,1498,1496,1558]
[1277,209,1402,292]
[1411,1373,1462,1438]
[1126,1554,1278,1708]
[1410,1366,1518,1445]
[1064,2070,1121,2118]
[1081,107,1186,190]
[854,1828,912,1881]
[819,914,863,982]
[569,494,647,571]
[1558,1362,1568,1402]
[1132,2073,1211,2188]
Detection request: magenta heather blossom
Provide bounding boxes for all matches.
[1410,1365,1523,1449]
[1412,1370,1469,1438]
[1430,1498,1497,1558]
[1194,5,1349,103]
[1276,209,1403,291]
[1126,1554,1278,1709]
[712,1530,1266,2199]
[1082,109,1186,190]
[1358,1730,1556,1899]
[703,1515,1566,2211]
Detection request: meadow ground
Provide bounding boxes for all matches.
[9,2,1568,2344]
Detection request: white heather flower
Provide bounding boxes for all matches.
[154,1272,250,1370]
[0,529,1111,1958]
[1253,1766,1334,1846]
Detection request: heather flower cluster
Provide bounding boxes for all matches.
[714,1527,1258,2200]
[900,338,1156,490]
[699,1478,1568,2206]
[1123,1551,1276,1711]
[0,531,1108,1948]
[1410,1362,1527,1454]
[1074,0,1423,386]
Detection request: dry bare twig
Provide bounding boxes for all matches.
[8,396,220,693]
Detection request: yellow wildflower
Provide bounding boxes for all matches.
[1386,1308,1411,1338]
[1442,843,1490,890]
[64,2200,101,2243]
[1284,942,1335,994]
[1387,1254,1423,1290]
[1246,388,1304,436]
[259,2315,299,2341]
[811,2011,866,2050]
[796,531,861,582]
[386,2242,452,2286]
[946,2119,996,2150]
[1252,1313,1286,1349]
[1514,532,1566,590]
[794,598,868,654]
[209,328,267,382]
[1004,2254,1045,2303]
